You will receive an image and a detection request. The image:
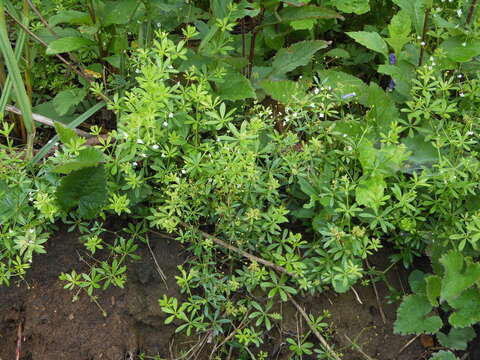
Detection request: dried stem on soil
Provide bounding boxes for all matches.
[180,223,340,360]
[344,334,376,360]
[182,223,294,277]
[6,105,92,137]
[397,334,420,355]
[366,259,387,324]
[15,320,22,360]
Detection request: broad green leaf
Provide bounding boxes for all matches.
[355,175,385,208]
[56,165,108,219]
[46,37,96,55]
[54,122,79,144]
[290,19,316,30]
[394,294,442,334]
[425,275,441,306]
[332,0,370,15]
[449,288,480,327]
[437,327,475,350]
[358,139,376,172]
[272,40,329,75]
[49,10,91,27]
[440,37,480,63]
[278,5,341,22]
[402,134,439,168]
[430,351,459,360]
[53,148,104,174]
[377,61,415,98]
[392,0,427,35]
[53,88,87,116]
[347,31,388,58]
[316,70,367,101]
[364,82,399,132]
[260,80,306,104]
[215,72,255,101]
[375,144,410,177]
[408,269,426,294]
[325,48,351,59]
[103,0,138,26]
[440,251,480,301]
[0,180,21,223]
[386,10,411,55]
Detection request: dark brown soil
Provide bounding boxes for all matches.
[0,229,435,359]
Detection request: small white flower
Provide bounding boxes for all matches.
[347,146,353,151]
[420,41,426,46]
[163,121,168,127]
[181,169,186,174]
[458,74,464,79]
[417,35,422,40]
[135,69,141,74]
[161,153,166,158]
[462,42,467,47]
[310,103,315,107]
[132,162,138,167]
[168,112,174,118]
[137,139,144,144]
[457,9,462,17]
[429,56,435,61]
[319,113,325,118]
[343,134,347,138]
[152,144,160,150]
[467,131,474,136]
[141,153,147,158]
[460,92,465,97]
[314,88,320,95]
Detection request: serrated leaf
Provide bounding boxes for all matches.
[430,351,459,360]
[53,148,104,174]
[394,294,442,335]
[102,0,138,26]
[54,122,79,144]
[215,72,255,101]
[332,0,370,14]
[408,270,426,294]
[347,31,388,58]
[260,80,306,104]
[53,88,87,116]
[448,288,480,327]
[46,37,96,55]
[426,275,441,306]
[56,165,107,219]
[355,175,385,208]
[317,70,367,101]
[440,251,480,301]
[437,327,475,350]
[272,40,329,75]
[0,181,21,223]
[386,10,411,55]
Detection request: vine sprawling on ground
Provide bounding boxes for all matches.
[1,0,480,358]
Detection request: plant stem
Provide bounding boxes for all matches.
[418,7,430,67]
[467,0,479,24]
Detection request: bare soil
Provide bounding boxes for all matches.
[0,228,462,360]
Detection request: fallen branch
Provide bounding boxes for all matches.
[6,105,92,137]
[288,293,342,360]
[366,259,387,324]
[178,223,340,360]
[181,222,294,277]
[15,320,23,360]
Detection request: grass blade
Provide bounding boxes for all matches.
[0,0,35,157]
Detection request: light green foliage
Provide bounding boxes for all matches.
[430,351,459,360]
[386,10,411,55]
